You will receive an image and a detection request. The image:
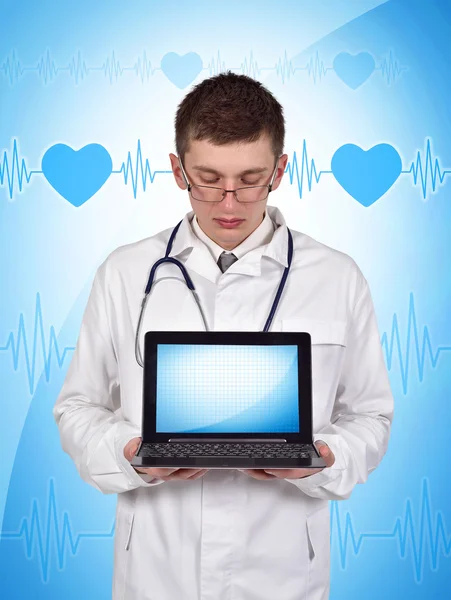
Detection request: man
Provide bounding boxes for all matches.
[54,71,394,600]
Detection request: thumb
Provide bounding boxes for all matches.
[125,437,142,461]
[315,439,330,457]
[315,439,335,467]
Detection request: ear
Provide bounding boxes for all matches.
[169,153,188,190]
[270,154,289,192]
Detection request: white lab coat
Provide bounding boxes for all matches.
[53,205,394,600]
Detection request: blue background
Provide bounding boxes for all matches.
[1,0,450,597]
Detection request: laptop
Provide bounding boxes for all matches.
[131,331,326,470]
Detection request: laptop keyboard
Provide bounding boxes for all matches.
[139,442,316,459]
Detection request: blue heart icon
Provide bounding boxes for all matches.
[331,144,402,207]
[333,52,375,89]
[161,52,203,89]
[42,143,112,207]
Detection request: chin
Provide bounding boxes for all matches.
[219,232,248,247]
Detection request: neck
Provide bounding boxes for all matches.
[197,211,266,251]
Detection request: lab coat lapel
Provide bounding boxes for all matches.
[169,212,220,283]
[168,206,289,282]
[184,245,221,283]
[223,208,288,278]
[226,222,289,276]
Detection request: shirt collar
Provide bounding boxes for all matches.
[169,205,289,269]
[190,210,275,263]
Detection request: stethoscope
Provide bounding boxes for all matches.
[135,220,294,368]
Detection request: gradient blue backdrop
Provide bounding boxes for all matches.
[1,0,450,597]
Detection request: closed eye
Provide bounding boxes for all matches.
[201,179,261,186]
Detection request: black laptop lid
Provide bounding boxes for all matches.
[141,331,313,443]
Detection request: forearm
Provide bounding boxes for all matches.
[285,411,391,500]
[54,395,164,494]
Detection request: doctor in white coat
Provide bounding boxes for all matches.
[54,71,394,600]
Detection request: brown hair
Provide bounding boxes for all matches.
[174,71,285,163]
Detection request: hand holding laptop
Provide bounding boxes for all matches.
[125,437,209,481]
[240,440,335,480]
[126,437,333,481]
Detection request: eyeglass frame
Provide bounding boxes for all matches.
[177,154,282,204]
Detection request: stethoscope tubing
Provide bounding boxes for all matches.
[135,221,293,367]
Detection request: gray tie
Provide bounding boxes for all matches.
[217,251,238,273]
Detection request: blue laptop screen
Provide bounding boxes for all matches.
[155,344,300,433]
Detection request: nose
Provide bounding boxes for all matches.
[221,189,240,211]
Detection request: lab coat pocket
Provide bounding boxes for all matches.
[124,510,135,551]
[306,505,330,600]
[113,505,136,599]
[281,318,347,346]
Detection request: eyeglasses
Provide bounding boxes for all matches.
[178,156,281,204]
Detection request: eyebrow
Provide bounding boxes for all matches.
[191,165,268,176]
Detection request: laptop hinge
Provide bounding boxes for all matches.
[168,438,287,443]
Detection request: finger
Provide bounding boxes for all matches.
[240,469,277,480]
[265,468,324,479]
[148,468,179,477]
[168,468,209,480]
[125,439,142,461]
[128,443,140,460]
[134,467,205,480]
[134,467,176,475]
[315,441,335,467]
[186,469,209,480]
[264,469,292,478]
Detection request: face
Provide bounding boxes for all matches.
[169,134,288,250]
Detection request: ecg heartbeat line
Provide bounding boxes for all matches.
[115,139,173,198]
[331,478,451,583]
[0,138,35,198]
[1,291,449,396]
[225,49,404,86]
[208,50,332,85]
[2,138,449,202]
[402,138,451,200]
[0,292,75,395]
[381,292,451,395]
[0,48,404,87]
[375,50,407,86]
[284,139,330,197]
[0,49,162,85]
[0,478,115,583]
[0,477,448,583]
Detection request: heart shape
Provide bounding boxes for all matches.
[331,143,402,207]
[333,52,375,89]
[161,52,203,89]
[42,143,112,207]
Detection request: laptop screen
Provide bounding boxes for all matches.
[155,344,300,434]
